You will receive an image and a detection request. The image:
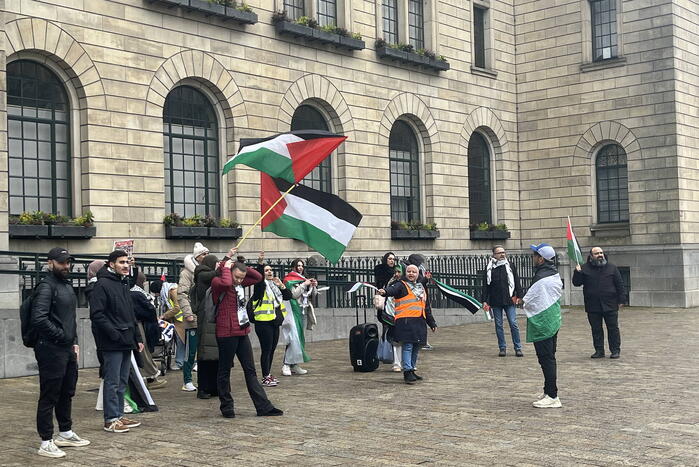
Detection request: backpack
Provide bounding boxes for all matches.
[205,287,226,324]
[19,281,57,348]
[188,282,199,315]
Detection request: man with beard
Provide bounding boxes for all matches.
[32,247,90,458]
[572,247,627,359]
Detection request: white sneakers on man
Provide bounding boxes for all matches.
[181,382,197,392]
[38,440,66,458]
[281,364,292,376]
[532,395,562,408]
[54,432,91,448]
[290,364,308,375]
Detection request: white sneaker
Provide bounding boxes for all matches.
[281,364,292,376]
[38,440,66,458]
[533,395,562,408]
[291,364,308,375]
[123,401,133,414]
[54,432,91,447]
[193,363,198,372]
[392,364,402,372]
[182,382,197,392]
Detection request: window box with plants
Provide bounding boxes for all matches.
[272,11,365,51]
[390,221,440,240]
[164,213,242,239]
[149,0,258,25]
[9,211,96,239]
[469,223,511,240]
[375,39,450,72]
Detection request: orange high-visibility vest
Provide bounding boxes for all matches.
[394,281,427,320]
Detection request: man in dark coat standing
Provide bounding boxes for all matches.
[89,249,144,433]
[481,245,524,357]
[32,247,91,458]
[572,247,627,359]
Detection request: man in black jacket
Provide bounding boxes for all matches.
[482,245,524,357]
[32,247,91,458]
[572,247,627,359]
[89,250,144,433]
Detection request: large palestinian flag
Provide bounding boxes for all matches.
[223,130,347,182]
[433,278,481,314]
[523,274,563,343]
[261,174,362,263]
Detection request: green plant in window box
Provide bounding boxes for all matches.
[351,32,362,40]
[272,10,288,24]
[163,213,183,227]
[375,38,387,48]
[219,218,239,229]
[73,210,95,227]
[182,214,205,227]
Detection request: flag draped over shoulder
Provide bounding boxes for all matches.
[523,274,563,342]
[433,278,481,314]
[222,130,347,182]
[566,217,584,265]
[261,174,362,263]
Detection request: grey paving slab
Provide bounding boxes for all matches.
[0,307,697,466]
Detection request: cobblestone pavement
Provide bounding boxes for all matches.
[1,307,698,466]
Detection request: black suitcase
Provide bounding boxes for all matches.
[349,296,379,372]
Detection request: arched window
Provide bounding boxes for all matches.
[596,143,628,223]
[291,104,332,193]
[389,120,420,223]
[163,86,219,218]
[8,60,71,216]
[467,132,492,225]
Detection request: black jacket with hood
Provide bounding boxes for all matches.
[572,257,626,313]
[31,272,78,346]
[89,265,142,351]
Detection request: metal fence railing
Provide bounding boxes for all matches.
[0,251,542,309]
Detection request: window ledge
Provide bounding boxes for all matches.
[470,66,498,79]
[165,225,242,240]
[376,46,450,72]
[470,230,510,240]
[590,222,630,237]
[580,56,627,73]
[391,229,440,240]
[147,0,258,25]
[275,21,365,51]
[9,224,96,239]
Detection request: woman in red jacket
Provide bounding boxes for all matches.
[212,248,283,418]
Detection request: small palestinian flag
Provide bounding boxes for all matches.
[223,130,347,183]
[566,216,584,265]
[433,278,481,314]
[261,174,362,263]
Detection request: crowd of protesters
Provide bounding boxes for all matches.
[28,239,626,458]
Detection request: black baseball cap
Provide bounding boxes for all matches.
[48,247,73,262]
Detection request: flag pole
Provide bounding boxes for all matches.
[235,183,298,249]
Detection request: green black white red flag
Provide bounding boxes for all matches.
[222,130,346,183]
[260,174,362,263]
[433,278,482,314]
[566,216,584,265]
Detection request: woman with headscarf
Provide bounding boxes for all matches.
[155,280,184,370]
[374,252,403,371]
[251,252,292,387]
[192,254,219,399]
[281,258,317,376]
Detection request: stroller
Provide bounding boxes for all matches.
[152,319,176,376]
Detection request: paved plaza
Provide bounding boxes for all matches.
[1,307,697,466]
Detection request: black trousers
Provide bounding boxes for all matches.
[196,359,219,396]
[533,332,558,399]
[587,311,621,353]
[34,340,78,440]
[216,335,273,415]
[254,324,280,377]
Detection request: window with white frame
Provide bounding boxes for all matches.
[317,0,337,26]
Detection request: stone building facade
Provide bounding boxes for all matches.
[0,0,696,307]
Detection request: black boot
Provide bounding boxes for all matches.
[411,370,423,381]
[590,351,605,358]
[609,351,620,359]
[404,371,417,384]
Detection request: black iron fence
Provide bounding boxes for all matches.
[0,251,540,309]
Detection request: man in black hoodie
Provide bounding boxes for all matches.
[572,247,627,359]
[32,247,90,458]
[89,250,144,434]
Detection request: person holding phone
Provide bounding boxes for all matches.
[572,247,627,359]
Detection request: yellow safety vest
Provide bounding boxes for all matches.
[169,298,183,322]
[253,290,287,322]
[394,281,427,320]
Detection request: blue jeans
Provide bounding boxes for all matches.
[102,350,131,423]
[175,332,186,368]
[493,304,522,351]
[401,343,420,371]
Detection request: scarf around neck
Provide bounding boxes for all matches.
[405,280,426,301]
[486,258,515,297]
[264,279,284,308]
